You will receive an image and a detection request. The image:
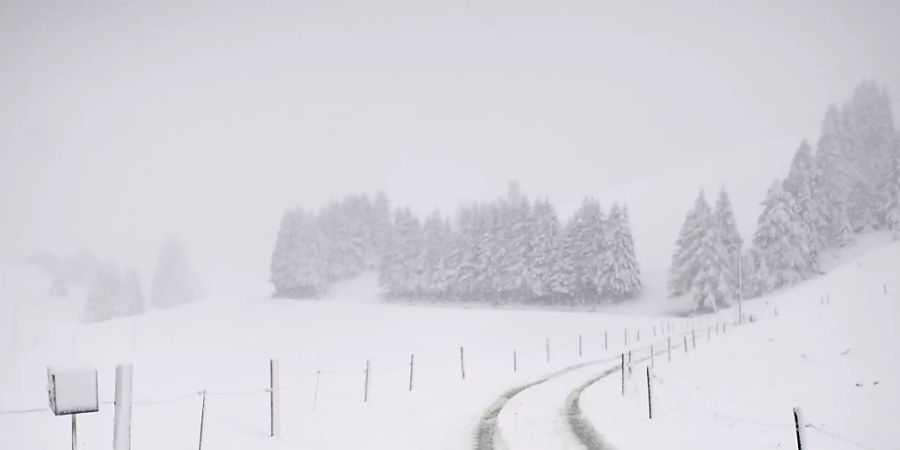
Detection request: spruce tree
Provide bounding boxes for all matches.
[784,140,825,271]
[752,180,808,288]
[815,104,853,247]
[713,188,742,302]
[600,205,642,301]
[668,191,712,298]
[526,199,560,301]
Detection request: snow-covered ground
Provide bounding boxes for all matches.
[581,237,900,449]
[0,271,703,449]
[2,234,897,449]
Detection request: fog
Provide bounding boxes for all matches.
[2,0,899,295]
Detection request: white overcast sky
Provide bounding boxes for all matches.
[1,0,899,293]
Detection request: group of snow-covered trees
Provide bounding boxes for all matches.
[670,80,899,311]
[85,238,199,322]
[30,238,200,322]
[270,183,643,305]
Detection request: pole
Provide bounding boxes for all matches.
[578,334,583,357]
[513,349,517,372]
[198,390,207,450]
[620,353,625,396]
[738,251,744,324]
[270,358,280,437]
[460,347,466,380]
[646,367,653,419]
[667,337,671,362]
[604,331,608,351]
[637,329,640,342]
[692,329,696,349]
[793,407,803,450]
[650,345,654,368]
[545,338,550,364]
[113,364,134,450]
[408,354,414,392]
[624,328,628,346]
[71,414,77,450]
[364,360,370,402]
[683,336,688,354]
[312,370,321,412]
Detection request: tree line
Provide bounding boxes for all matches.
[670,79,899,311]
[27,237,200,322]
[270,183,642,306]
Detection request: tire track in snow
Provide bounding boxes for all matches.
[473,355,620,450]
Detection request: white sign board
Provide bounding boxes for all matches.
[47,366,99,415]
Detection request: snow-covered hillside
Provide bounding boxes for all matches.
[2,234,897,449]
[580,237,900,449]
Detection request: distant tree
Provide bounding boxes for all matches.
[815,104,853,247]
[525,199,560,301]
[713,187,743,302]
[668,190,712,298]
[600,205,642,301]
[151,237,198,308]
[784,140,825,270]
[379,207,423,296]
[752,180,809,289]
[85,260,123,322]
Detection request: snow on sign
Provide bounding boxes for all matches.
[47,366,99,415]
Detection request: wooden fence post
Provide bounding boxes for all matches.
[793,407,803,450]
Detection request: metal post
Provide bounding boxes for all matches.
[646,367,653,419]
[198,390,207,450]
[408,354,414,392]
[364,360,370,402]
[71,414,77,450]
[113,364,134,450]
[738,251,743,324]
[545,338,550,364]
[270,358,280,437]
[460,347,466,380]
[793,407,803,450]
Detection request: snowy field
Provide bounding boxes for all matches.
[1,234,898,449]
[0,271,705,449]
